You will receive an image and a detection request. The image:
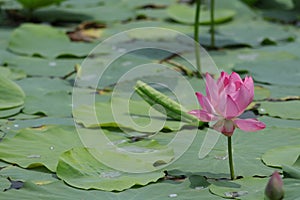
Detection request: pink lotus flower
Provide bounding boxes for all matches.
[189,71,266,136]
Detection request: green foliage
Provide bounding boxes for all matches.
[209,177,268,199]
[0,125,82,172]
[167,4,235,25]
[0,0,300,198]
[8,23,94,58]
[56,147,166,191]
[259,101,300,120]
[16,0,65,10]
[0,75,25,110]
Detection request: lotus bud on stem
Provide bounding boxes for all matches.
[265,171,284,200]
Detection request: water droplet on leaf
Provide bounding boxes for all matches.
[215,154,228,160]
[27,154,41,158]
[100,171,122,178]
[224,191,248,198]
[259,108,266,113]
[168,194,177,198]
[49,62,57,67]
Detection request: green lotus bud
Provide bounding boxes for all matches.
[265,171,284,200]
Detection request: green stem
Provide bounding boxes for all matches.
[210,0,215,48]
[194,0,201,77]
[227,136,235,180]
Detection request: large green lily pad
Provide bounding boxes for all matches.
[1,0,300,198]
[259,101,300,120]
[284,179,300,200]
[16,77,72,96]
[0,125,82,172]
[3,55,82,77]
[260,116,300,129]
[1,117,74,132]
[0,176,220,199]
[0,180,115,200]
[8,23,94,58]
[0,66,26,80]
[166,127,300,178]
[262,145,300,168]
[234,60,300,86]
[167,4,235,25]
[0,75,25,110]
[0,165,57,185]
[33,2,135,23]
[23,91,72,117]
[0,106,23,119]
[56,147,165,191]
[73,100,186,132]
[263,84,300,99]
[209,177,268,199]
[16,0,65,10]
[0,176,11,191]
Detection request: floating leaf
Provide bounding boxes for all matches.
[0,166,57,185]
[16,0,65,10]
[23,91,72,117]
[122,0,175,8]
[167,127,300,178]
[284,179,300,200]
[16,77,72,96]
[262,145,300,168]
[0,176,220,199]
[3,55,82,77]
[33,2,135,23]
[1,117,74,131]
[73,100,186,132]
[209,177,268,199]
[263,84,300,99]
[0,106,23,119]
[0,180,115,199]
[0,176,11,191]
[200,20,294,47]
[254,85,271,100]
[260,116,300,129]
[259,101,300,120]
[56,147,165,191]
[8,23,94,58]
[0,66,26,80]
[167,4,235,25]
[234,60,300,87]
[0,75,25,110]
[0,125,82,172]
